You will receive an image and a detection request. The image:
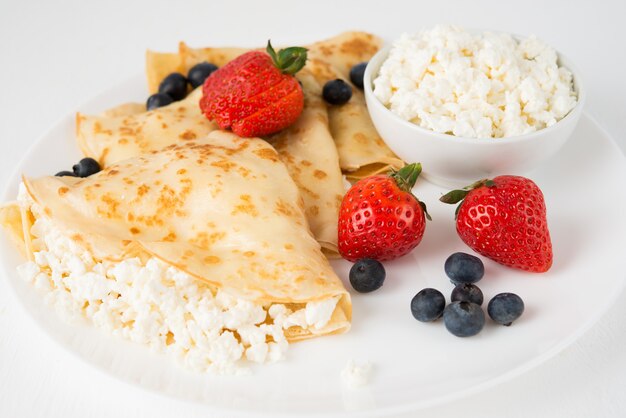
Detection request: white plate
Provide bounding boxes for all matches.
[2,75,625,417]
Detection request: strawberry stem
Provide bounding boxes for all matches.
[390,163,422,193]
[440,178,496,219]
[390,163,431,221]
[266,41,308,75]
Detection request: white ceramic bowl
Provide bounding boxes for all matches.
[363,42,585,188]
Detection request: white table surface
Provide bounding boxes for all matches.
[1,0,625,417]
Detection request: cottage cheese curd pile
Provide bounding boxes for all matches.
[16,186,339,375]
[373,25,578,138]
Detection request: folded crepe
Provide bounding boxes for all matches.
[3,131,351,340]
[144,32,404,178]
[267,71,344,256]
[305,57,405,180]
[77,88,217,167]
[77,76,344,256]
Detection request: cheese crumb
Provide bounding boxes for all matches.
[341,359,373,388]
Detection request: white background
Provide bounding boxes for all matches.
[1,0,625,417]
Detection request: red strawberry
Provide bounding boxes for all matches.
[199,41,307,137]
[440,176,553,272]
[338,163,430,262]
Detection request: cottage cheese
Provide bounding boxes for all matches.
[341,359,373,388]
[373,25,578,138]
[16,187,338,374]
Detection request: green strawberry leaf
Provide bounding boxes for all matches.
[439,189,469,204]
[391,162,422,192]
[266,40,308,75]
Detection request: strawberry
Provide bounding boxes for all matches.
[199,41,307,137]
[338,163,430,262]
[440,176,552,273]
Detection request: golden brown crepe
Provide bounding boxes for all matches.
[146,44,247,96]
[305,57,404,180]
[268,71,344,256]
[3,131,351,340]
[78,78,345,256]
[144,32,404,179]
[77,88,217,167]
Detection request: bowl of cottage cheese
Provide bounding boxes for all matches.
[364,25,584,187]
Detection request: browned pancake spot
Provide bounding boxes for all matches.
[253,148,280,162]
[98,194,120,218]
[179,130,197,140]
[162,232,177,242]
[129,227,140,235]
[57,187,69,196]
[203,255,221,264]
[211,159,237,172]
[309,205,320,216]
[313,169,327,179]
[231,194,259,216]
[275,199,298,218]
[137,184,150,196]
[340,37,378,56]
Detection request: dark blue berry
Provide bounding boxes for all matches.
[72,158,101,178]
[444,252,485,285]
[488,293,524,326]
[158,73,188,101]
[187,62,218,88]
[349,258,385,293]
[322,79,352,105]
[55,170,76,177]
[411,288,445,322]
[443,301,485,337]
[349,62,368,89]
[451,283,484,306]
[146,93,174,110]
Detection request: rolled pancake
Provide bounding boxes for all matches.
[6,131,351,340]
[145,32,404,179]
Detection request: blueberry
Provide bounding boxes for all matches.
[443,301,485,337]
[158,73,188,101]
[349,258,385,293]
[451,283,484,306]
[349,62,368,89]
[322,79,352,105]
[488,293,524,326]
[146,93,174,110]
[55,170,76,177]
[72,158,101,178]
[187,62,218,88]
[444,252,485,285]
[411,288,445,322]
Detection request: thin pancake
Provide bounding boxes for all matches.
[76,88,217,167]
[10,132,351,340]
[145,32,404,178]
[77,83,345,256]
[268,71,344,256]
